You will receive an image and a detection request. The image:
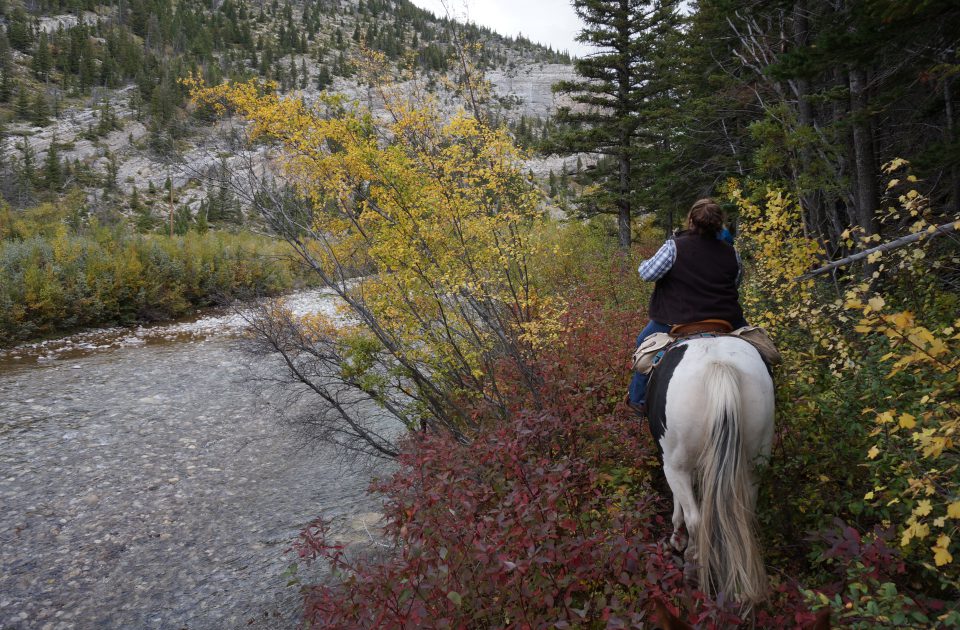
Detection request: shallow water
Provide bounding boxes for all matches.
[0,292,387,629]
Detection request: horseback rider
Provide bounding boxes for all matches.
[627,198,748,416]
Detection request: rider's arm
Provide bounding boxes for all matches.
[638,239,677,282]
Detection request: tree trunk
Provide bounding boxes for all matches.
[618,149,631,249]
[849,66,879,236]
[944,72,959,216]
[792,1,825,240]
[616,0,632,250]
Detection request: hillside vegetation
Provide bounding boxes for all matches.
[0,0,572,341]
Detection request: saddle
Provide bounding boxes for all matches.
[632,319,782,375]
[669,319,732,336]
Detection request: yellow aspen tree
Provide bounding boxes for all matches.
[187,54,563,453]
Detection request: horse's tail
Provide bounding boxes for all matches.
[696,360,767,604]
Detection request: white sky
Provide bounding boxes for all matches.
[407,0,592,58]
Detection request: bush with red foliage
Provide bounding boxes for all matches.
[292,296,823,628]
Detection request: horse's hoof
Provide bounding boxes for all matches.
[683,561,699,587]
[670,533,687,553]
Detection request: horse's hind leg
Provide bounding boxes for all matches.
[663,463,698,554]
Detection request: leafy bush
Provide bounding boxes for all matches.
[728,168,960,621]
[0,225,306,344]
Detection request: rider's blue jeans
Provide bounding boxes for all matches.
[627,319,672,407]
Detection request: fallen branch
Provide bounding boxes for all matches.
[796,219,960,280]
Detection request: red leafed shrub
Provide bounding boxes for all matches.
[297,410,687,628]
[292,295,823,628]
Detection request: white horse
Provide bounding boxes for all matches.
[646,335,775,604]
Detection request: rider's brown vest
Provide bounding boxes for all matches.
[648,231,744,326]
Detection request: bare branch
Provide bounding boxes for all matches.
[796,219,960,280]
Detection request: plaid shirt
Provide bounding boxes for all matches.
[639,237,743,285]
[638,239,677,281]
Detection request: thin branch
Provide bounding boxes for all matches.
[796,219,960,280]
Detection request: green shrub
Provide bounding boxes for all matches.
[0,224,308,345]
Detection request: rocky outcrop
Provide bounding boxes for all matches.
[488,63,577,120]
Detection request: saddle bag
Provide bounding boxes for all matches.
[631,332,674,375]
[730,325,782,366]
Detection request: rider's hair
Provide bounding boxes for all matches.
[687,198,724,236]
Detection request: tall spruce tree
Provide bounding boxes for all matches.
[0,32,12,103]
[43,138,63,191]
[552,0,682,248]
[33,32,53,81]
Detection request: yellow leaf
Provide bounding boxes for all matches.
[914,499,932,517]
[899,413,917,429]
[867,296,885,312]
[876,410,895,425]
[934,546,952,566]
[948,501,960,519]
[867,445,880,460]
[933,536,952,566]
[864,491,875,500]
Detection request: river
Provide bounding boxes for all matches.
[0,292,388,629]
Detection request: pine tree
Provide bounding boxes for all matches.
[104,151,118,191]
[15,137,36,204]
[7,7,34,52]
[32,92,51,127]
[130,186,143,212]
[43,138,64,190]
[33,32,53,81]
[15,84,31,119]
[316,64,331,90]
[551,0,682,248]
[0,32,12,103]
[79,39,96,92]
[97,101,118,135]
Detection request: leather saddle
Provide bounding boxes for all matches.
[632,320,781,375]
[669,319,733,336]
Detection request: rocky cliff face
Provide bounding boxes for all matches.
[1,0,580,219]
[488,63,576,120]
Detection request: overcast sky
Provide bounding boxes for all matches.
[407,0,592,58]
